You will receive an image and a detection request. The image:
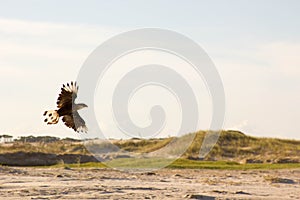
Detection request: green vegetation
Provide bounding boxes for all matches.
[48,158,300,170]
[53,160,107,169]
[169,158,300,170]
[15,136,60,143]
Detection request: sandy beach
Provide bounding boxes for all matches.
[0,167,299,199]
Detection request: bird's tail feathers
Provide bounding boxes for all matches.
[43,110,59,124]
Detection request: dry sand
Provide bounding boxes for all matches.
[0,167,299,199]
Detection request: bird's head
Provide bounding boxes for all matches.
[75,103,88,110]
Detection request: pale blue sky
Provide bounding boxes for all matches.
[0,1,299,139]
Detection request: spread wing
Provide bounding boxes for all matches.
[57,82,78,109]
[62,112,88,133]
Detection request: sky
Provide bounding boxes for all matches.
[0,0,299,139]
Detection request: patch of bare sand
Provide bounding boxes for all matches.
[0,167,299,199]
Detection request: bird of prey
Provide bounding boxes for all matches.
[43,82,88,133]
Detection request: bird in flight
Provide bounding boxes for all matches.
[43,82,88,133]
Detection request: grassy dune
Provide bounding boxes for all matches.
[1,130,299,168]
[113,130,300,163]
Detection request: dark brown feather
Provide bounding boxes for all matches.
[57,82,77,109]
[62,112,87,132]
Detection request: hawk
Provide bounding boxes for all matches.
[43,82,88,133]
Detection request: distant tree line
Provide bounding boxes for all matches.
[13,136,82,143]
[0,134,13,138]
[15,135,60,143]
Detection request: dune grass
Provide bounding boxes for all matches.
[0,141,87,154]
[1,130,299,165]
[111,130,300,164]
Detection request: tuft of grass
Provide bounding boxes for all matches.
[38,161,107,169]
[64,162,107,168]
